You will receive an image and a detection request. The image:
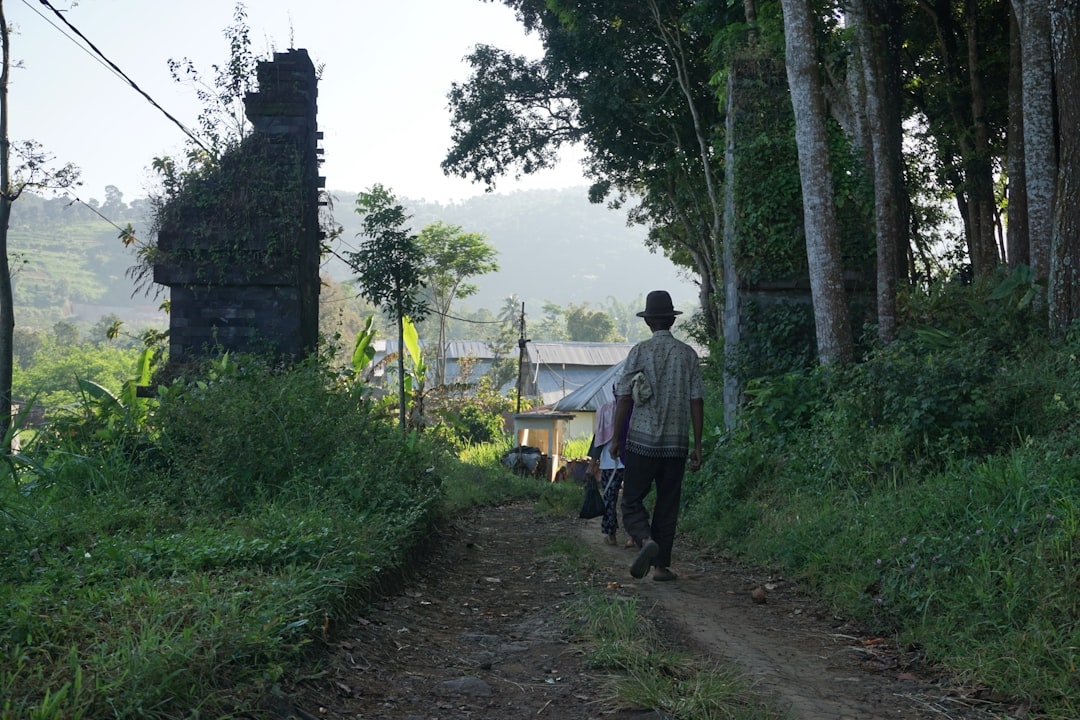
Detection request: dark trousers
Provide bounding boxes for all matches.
[620,451,685,568]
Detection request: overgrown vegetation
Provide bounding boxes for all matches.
[0,349,546,719]
[681,268,1080,718]
[5,264,1080,717]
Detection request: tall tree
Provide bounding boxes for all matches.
[1006,4,1030,269]
[443,0,731,337]
[848,0,906,344]
[646,0,726,338]
[349,185,428,430]
[904,0,1009,279]
[415,221,498,386]
[485,299,520,390]
[535,301,568,342]
[1012,0,1055,281]
[1048,0,1080,335]
[0,1,78,450]
[565,303,621,342]
[780,0,854,365]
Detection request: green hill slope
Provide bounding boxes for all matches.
[9,187,699,333]
[9,192,161,330]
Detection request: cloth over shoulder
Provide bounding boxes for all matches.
[630,371,653,405]
[593,399,617,447]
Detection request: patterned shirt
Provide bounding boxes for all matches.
[614,330,704,458]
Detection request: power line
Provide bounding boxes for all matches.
[439,308,505,325]
[33,0,211,154]
[321,250,510,326]
[60,189,127,235]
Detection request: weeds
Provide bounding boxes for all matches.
[562,588,779,719]
[9,274,1080,717]
[0,353,528,718]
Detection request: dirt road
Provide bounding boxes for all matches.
[284,502,1016,719]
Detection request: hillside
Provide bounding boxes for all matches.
[8,187,699,333]
[9,192,161,331]
[325,186,698,315]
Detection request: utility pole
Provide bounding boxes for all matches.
[515,302,528,413]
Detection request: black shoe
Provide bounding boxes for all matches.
[630,540,659,579]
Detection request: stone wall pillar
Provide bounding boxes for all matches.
[153,49,324,364]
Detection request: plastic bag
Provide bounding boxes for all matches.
[578,475,605,519]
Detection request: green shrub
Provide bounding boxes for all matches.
[424,377,515,453]
[147,354,444,512]
[0,351,461,719]
[679,277,1080,717]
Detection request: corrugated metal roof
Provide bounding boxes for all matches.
[525,342,635,367]
[376,340,634,365]
[377,340,499,360]
[444,340,500,360]
[530,364,614,400]
[551,360,625,412]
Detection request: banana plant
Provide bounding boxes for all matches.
[351,315,378,379]
[76,345,155,441]
[401,315,427,427]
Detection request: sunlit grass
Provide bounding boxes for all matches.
[563,435,593,458]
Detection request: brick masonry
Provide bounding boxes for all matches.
[153,49,324,364]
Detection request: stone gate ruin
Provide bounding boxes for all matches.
[153,49,324,365]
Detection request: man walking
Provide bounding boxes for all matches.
[609,290,704,582]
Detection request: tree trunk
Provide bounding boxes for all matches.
[0,0,13,451]
[965,0,1000,277]
[667,188,720,337]
[781,0,854,365]
[436,295,449,387]
[849,0,905,345]
[396,290,407,431]
[1014,0,1056,281]
[722,70,740,430]
[919,0,1001,279]
[743,0,758,27]
[1007,2,1030,268]
[1049,0,1080,335]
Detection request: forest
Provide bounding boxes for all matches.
[2,0,1080,718]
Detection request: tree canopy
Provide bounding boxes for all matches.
[415,220,499,385]
[445,0,1080,364]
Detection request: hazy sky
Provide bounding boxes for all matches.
[10,0,589,204]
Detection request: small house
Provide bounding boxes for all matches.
[550,360,625,440]
[518,342,634,405]
[510,408,577,482]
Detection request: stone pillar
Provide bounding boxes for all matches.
[153,49,324,365]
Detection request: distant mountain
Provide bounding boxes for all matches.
[9,187,700,332]
[326,187,700,316]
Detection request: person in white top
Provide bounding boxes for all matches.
[587,389,627,546]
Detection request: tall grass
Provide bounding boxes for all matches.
[680,283,1080,718]
[0,355,535,719]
